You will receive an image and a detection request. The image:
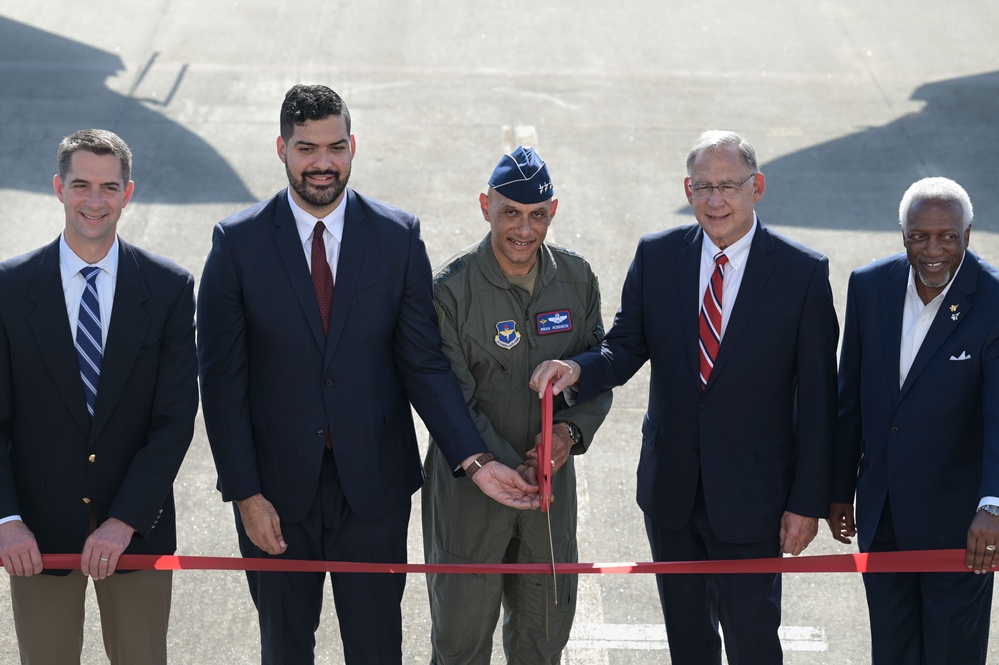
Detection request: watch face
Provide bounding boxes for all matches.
[983,505,999,517]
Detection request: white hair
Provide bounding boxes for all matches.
[898,177,973,231]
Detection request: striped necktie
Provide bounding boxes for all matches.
[76,266,103,418]
[698,252,728,390]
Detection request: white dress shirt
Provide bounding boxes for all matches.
[698,215,758,337]
[288,190,345,279]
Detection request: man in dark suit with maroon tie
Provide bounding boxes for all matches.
[197,84,539,665]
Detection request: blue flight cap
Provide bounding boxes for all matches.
[488,146,554,204]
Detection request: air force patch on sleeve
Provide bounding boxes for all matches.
[495,320,522,349]
[536,310,572,335]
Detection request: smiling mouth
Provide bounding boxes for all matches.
[81,212,106,221]
[305,172,337,184]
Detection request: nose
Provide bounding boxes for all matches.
[924,236,945,256]
[706,187,728,205]
[84,186,103,207]
[512,215,533,235]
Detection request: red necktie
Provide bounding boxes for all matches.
[311,221,335,449]
[311,221,334,336]
[698,252,728,390]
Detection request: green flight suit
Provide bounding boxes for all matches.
[423,234,612,665]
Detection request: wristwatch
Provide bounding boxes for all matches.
[554,420,583,447]
[465,453,495,479]
[978,504,999,517]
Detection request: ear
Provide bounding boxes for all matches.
[548,198,559,219]
[479,192,491,221]
[276,135,287,163]
[53,174,65,202]
[121,181,135,208]
[751,172,766,202]
[683,176,695,205]
[349,134,357,157]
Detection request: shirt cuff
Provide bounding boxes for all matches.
[978,497,999,510]
[0,515,23,526]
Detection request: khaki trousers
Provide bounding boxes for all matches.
[9,567,172,665]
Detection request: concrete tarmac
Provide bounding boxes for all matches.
[1,1,997,662]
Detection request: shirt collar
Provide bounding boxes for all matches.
[59,233,119,284]
[288,189,346,245]
[701,213,758,271]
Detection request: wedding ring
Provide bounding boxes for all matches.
[986,544,997,552]
[100,556,110,561]
[551,460,555,469]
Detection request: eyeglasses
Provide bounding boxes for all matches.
[689,173,757,200]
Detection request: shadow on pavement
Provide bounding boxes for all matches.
[0,16,253,205]
[677,71,999,233]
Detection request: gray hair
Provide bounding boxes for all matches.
[898,177,973,231]
[686,130,759,175]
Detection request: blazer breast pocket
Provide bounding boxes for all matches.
[353,277,396,302]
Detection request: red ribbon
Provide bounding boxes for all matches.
[35,549,972,573]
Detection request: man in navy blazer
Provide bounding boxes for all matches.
[532,131,839,664]
[830,177,999,664]
[0,129,198,664]
[197,84,539,665]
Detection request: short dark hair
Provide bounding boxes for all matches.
[280,84,351,142]
[57,129,133,184]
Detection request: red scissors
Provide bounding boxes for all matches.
[539,381,557,604]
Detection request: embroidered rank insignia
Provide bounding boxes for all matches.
[495,320,522,349]
[537,309,572,335]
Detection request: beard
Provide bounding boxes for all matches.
[917,267,952,290]
[286,162,350,210]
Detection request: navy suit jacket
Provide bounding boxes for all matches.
[0,237,198,563]
[575,221,839,543]
[197,188,485,524]
[833,250,999,551]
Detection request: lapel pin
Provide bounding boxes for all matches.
[950,304,960,321]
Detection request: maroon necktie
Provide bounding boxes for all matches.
[311,221,334,336]
[698,252,728,390]
[312,221,335,449]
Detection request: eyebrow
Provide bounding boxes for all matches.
[293,138,350,148]
[69,178,121,187]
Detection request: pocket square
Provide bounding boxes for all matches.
[950,351,971,361]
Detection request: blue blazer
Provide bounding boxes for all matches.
[0,238,198,562]
[575,221,839,544]
[833,250,999,551]
[197,188,484,524]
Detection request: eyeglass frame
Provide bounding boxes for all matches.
[688,172,758,200]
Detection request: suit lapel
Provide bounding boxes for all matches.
[709,221,775,386]
[880,257,908,403]
[273,189,328,352]
[680,226,703,386]
[90,241,149,442]
[898,252,978,402]
[324,189,366,366]
[26,239,91,434]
